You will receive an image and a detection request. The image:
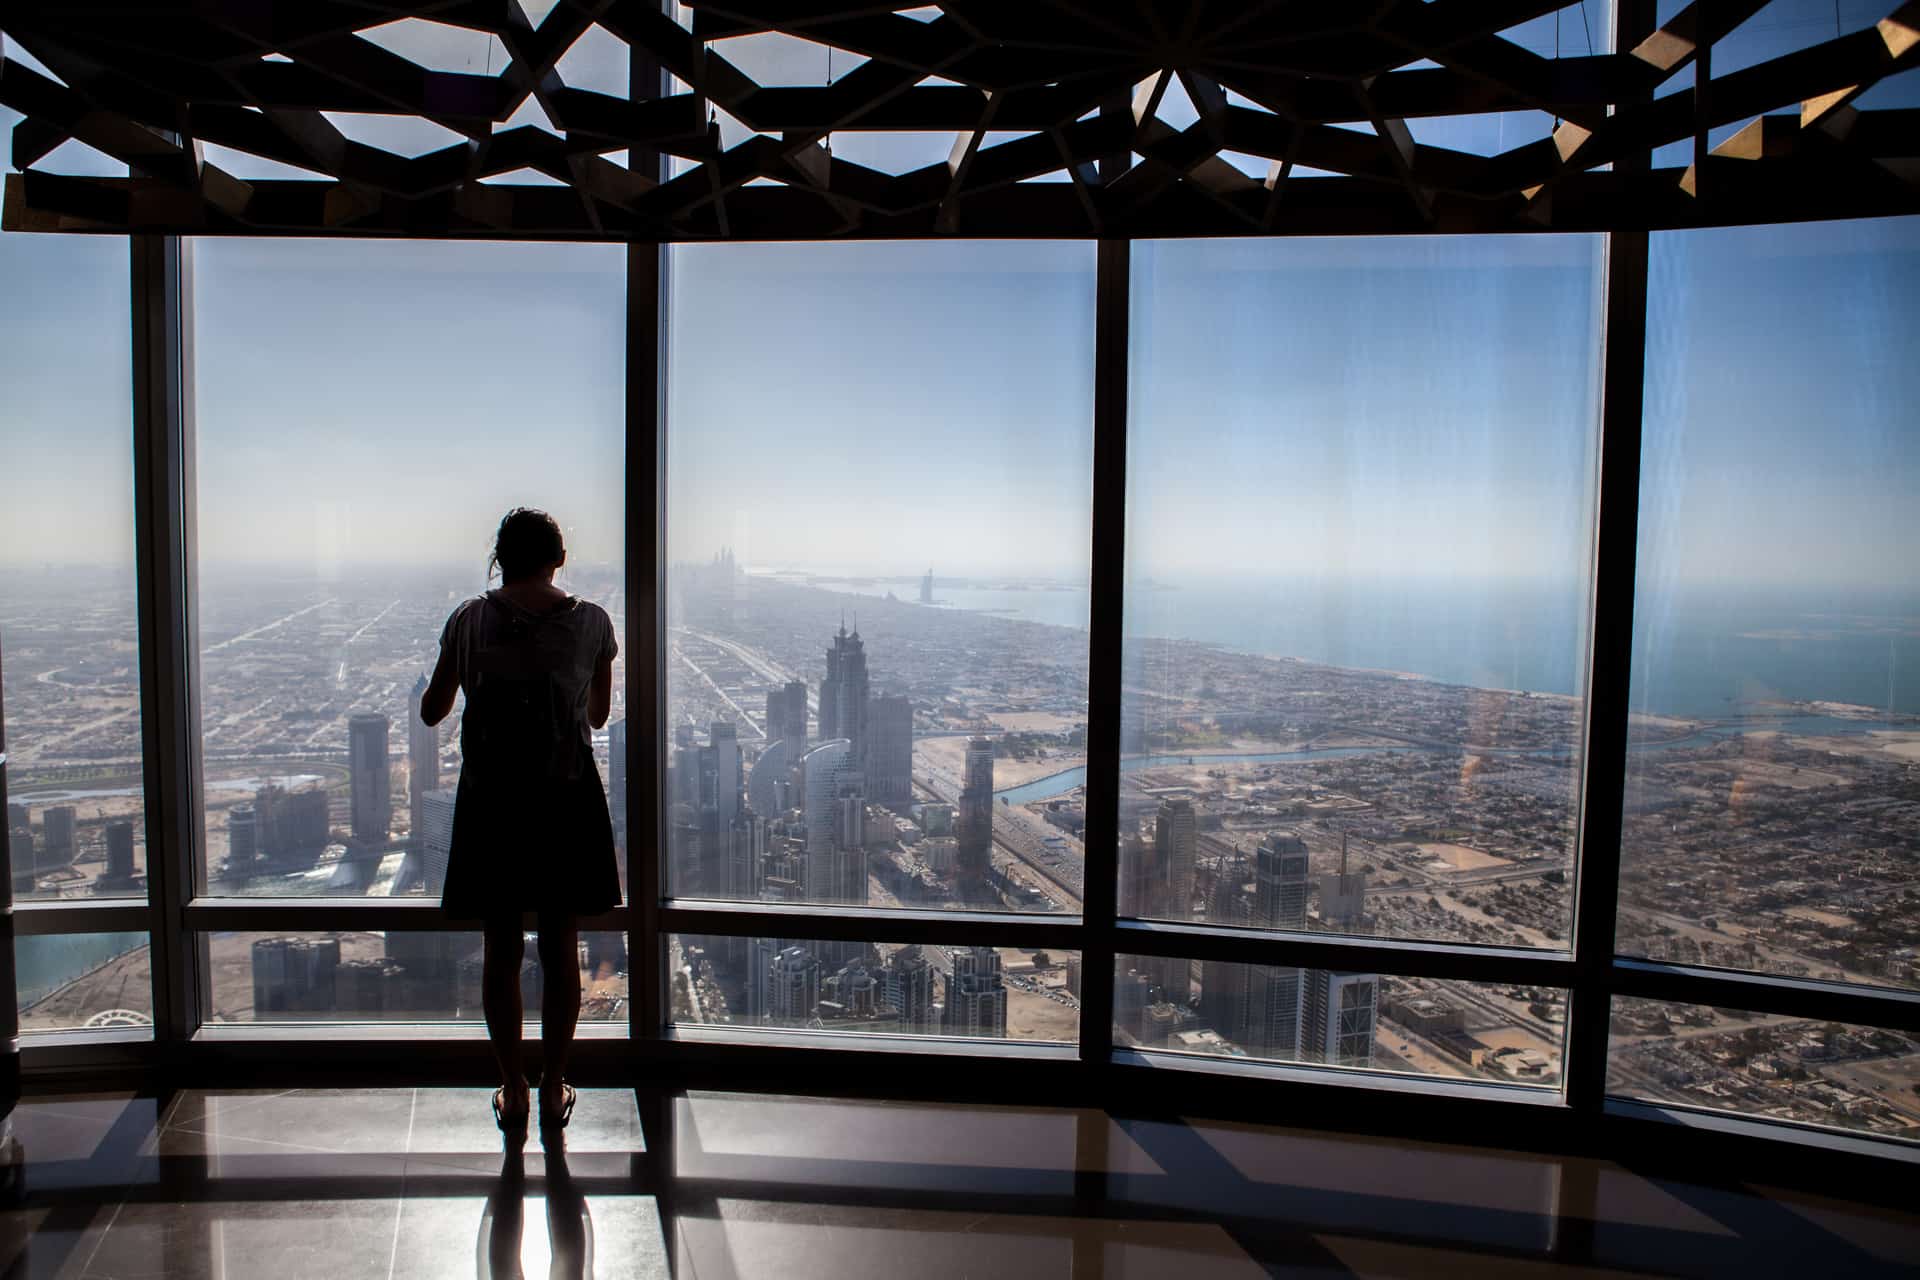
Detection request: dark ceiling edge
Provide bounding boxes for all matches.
[2,1,1916,240]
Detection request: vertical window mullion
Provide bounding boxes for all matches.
[1565,229,1648,1115]
[630,14,670,1045]
[1565,0,1658,1116]
[629,240,668,1044]
[1078,237,1130,1066]
[1,612,19,1091]
[131,233,203,1047]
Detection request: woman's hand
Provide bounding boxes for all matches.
[421,643,460,726]
[588,654,613,730]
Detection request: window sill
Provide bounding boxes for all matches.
[666,1022,1082,1059]
[1114,1046,1568,1106]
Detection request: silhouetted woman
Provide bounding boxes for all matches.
[420,508,621,1139]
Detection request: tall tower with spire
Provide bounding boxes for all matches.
[818,619,869,771]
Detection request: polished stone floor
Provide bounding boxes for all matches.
[0,1087,1913,1278]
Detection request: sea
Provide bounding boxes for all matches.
[16,931,149,1010]
[815,575,1920,723]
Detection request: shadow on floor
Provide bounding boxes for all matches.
[0,1087,1913,1278]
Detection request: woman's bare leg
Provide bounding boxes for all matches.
[536,913,581,1118]
[483,918,530,1114]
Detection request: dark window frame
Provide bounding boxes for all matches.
[6,0,1918,1163]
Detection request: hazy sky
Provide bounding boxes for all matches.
[4,4,1918,599]
[189,237,626,578]
[1125,235,1604,586]
[667,240,1096,579]
[1638,217,1920,595]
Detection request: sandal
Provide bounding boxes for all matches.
[493,1083,531,1139]
[538,1081,576,1130]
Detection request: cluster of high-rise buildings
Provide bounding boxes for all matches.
[736,939,1007,1038]
[1120,805,1378,1067]
[218,686,451,892]
[225,784,332,872]
[670,622,1009,1037]
[672,621,921,909]
[7,802,142,894]
[248,930,628,1019]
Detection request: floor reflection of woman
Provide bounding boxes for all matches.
[421,508,622,1139]
[480,1139,592,1279]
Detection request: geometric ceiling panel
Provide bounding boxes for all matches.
[357,19,510,76]
[552,24,631,98]
[319,112,470,160]
[1,1,1916,242]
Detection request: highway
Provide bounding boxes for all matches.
[202,597,338,654]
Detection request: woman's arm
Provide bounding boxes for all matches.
[588,654,613,730]
[421,641,460,727]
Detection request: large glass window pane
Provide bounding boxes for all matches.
[0,100,145,903]
[673,934,1078,1042]
[16,932,154,1033]
[1121,237,1603,949]
[664,241,1096,923]
[190,240,625,900]
[1621,217,1920,993]
[205,930,627,1023]
[1609,998,1920,1142]
[1119,955,1567,1087]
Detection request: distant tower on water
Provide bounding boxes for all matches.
[919,568,934,605]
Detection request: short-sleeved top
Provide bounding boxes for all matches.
[439,591,617,756]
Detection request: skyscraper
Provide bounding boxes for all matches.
[385,928,460,1011]
[765,945,822,1025]
[418,787,457,898]
[726,810,766,900]
[945,946,1008,1038]
[1300,970,1378,1068]
[746,737,796,818]
[1155,796,1198,923]
[608,717,628,838]
[6,806,34,880]
[882,945,939,1034]
[1253,833,1310,931]
[865,694,914,810]
[801,738,865,904]
[347,712,392,846]
[765,681,808,753]
[1319,833,1368,930]
[1200,872,1251,1037]
[1227,835,1313,1058]
[255,785,330,862]
[227,805,258,867]
[1243,963,1304,1060]
[100,821,137,890]
[763,687,783,742]
[955,736,995,895]
[919,568,934,604]
[1118,831,1161,918]
[747,934,781,1019]
[1121,827,1187,1002]
[42,805,77,869]
[406,675,440,851]
[818,622,869,767]
[681,720,744,898]
[706,720,741,830]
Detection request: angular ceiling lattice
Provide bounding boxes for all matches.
[1,1,1916,241]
